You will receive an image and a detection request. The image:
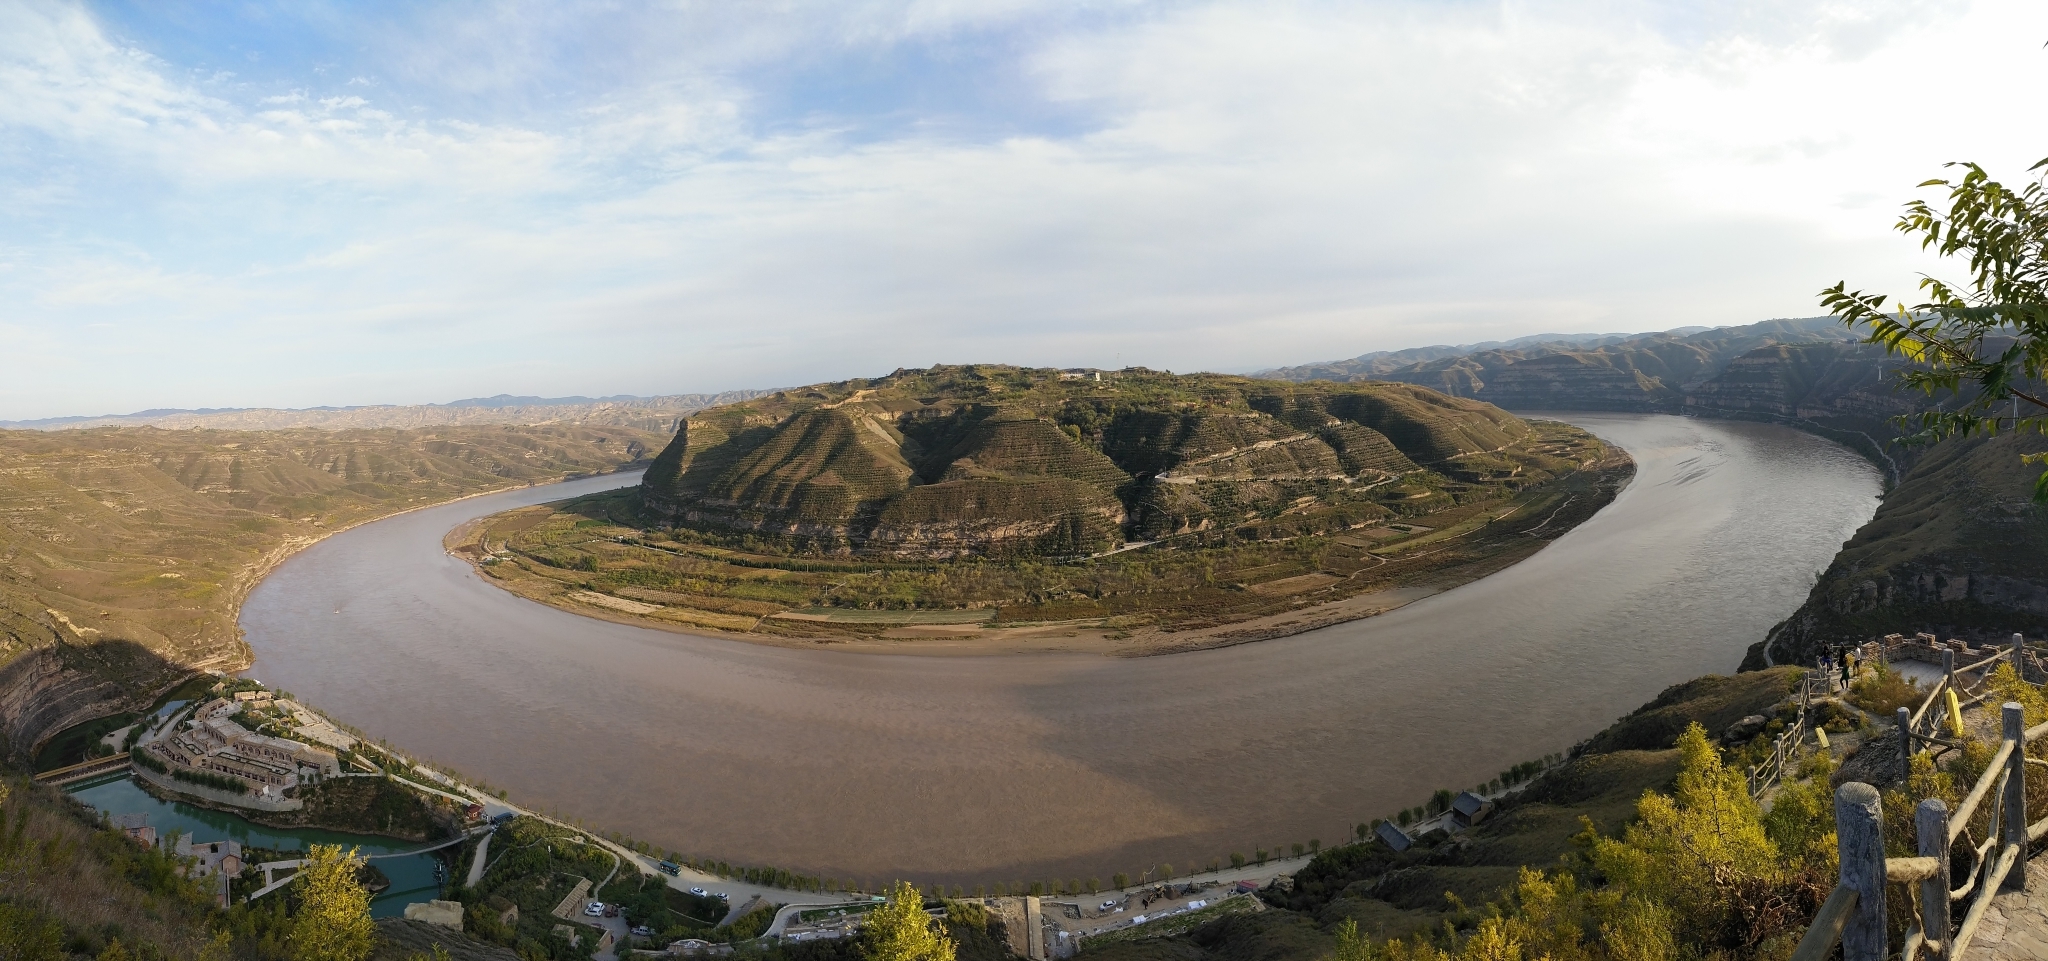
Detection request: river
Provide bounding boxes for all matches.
[240,414,1881,887]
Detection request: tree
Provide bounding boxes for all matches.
[1325,918,1374,961]
[1822,157,2048,499]
[861,880,954,961]
[288,844,376,961]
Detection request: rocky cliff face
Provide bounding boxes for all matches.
[1747,432,2048,669]
[641,366,1543,558]
[1684,342,1920,423]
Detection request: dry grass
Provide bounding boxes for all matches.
[0,424,664,748]
[0,776,219,958]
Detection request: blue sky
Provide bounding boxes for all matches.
[3,0,2046,419]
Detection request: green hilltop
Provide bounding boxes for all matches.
[641,365,1537,558]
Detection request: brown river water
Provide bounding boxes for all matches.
[242,414,1881,887]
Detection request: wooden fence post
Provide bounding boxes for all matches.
[1838,782,1888,961]
[2013,633,2026,680]
[1898,706,1914,782]
[1916,798,1951,955]
[1942,647,1955,692]
[2003,702,2028,893]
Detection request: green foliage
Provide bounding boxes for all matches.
[287,844,375,961]
[1820,155,2048,499]
[860,881,953,961]
[0,902,64,961]
[1847,662,1921,716]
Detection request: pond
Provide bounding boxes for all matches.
[67,774,449,918]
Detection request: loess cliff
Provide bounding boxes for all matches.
[641,366,1536,558]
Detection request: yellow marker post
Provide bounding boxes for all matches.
[1815,728,1830,749]
[1947,688,1966,738]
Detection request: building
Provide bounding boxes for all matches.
[1374,821,1413,852]
[1449,792,1495,829]
[108,812,156,848]
[144,711,341,798]
[173,836,245,880]
[192,698,239,722]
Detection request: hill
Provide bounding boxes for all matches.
[1258,318,1858,413]
[0,424,664,764]
[462,366,1628,651]
[0,390,769,434]
[642,366,1541,558]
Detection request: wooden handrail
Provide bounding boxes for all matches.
[1950,739,2015,842]
[1789,885,1858,961]
[1885,856,1939,882]
[1950,842,2023,958]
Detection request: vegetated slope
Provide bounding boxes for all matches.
[1747,430,2048,669]
[1258,318,1858,412]
[1080,669,1801,961]
[642,366,1543,558]
[0,390,770,434]
[0,424,663,763]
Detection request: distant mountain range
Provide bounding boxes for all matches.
[1256,317,1866,410]
[0,391,774,434]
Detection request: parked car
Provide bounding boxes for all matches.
[633,925,654,937]
[689,887,708,896]
[490,812,516,826]
[604,904,620,918]
[1099,900,1118,911]
[658,861,681,876]
[583,902,605,917]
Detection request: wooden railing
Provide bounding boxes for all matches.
[1748,673,1835,799]
[1792,698,2047,961]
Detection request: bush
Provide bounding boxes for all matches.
[1847,663,1922,715]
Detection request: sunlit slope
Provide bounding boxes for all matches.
[0,424,661,757]
[641,365,1542,557]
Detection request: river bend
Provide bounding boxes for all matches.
[242,414,1880,885]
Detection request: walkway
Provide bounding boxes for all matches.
[1963,858,2048,961]
[466,829,491,887]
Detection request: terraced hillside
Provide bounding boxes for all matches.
[0,424,663,762]
[467,367,1628,651]
[642,366,1541,558]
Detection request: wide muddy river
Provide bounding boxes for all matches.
[243,414,1881,886]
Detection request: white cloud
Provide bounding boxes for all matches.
[0,0,2043,419]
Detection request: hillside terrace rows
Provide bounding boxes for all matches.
[639,366,1559,559]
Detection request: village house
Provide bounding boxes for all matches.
[173,835,245,880]
[1449,791,1495,829]
[108,812,156,848]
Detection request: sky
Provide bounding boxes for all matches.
[3,0,2047,419]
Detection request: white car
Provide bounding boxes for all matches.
[583,902,605,917]
[690,887,708,896]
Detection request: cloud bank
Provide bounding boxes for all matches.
[1,0,2043,418]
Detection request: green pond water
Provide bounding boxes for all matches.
[67,774,448,918]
